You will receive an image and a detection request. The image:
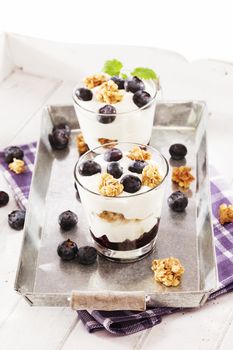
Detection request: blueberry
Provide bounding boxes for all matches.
[169,144,187,160]
[111,76,125,89]
[107,162,123,179]
[167,191,188,212]
[104,148,122,162]
[8,210,26,230]
[121,175,141,193]
[78,160,101,176]
[97,105,116,124]
[76,246,97,265]
[49,129,69,150]
[52,123,71,136]
[124,76,145,93]
[128,160,147,174]
[57,239,78,261]
[58,210,78,231]
[75,88,93,101]
[133,90,152,108]
[4,146,24,164]
[0,191,9,207]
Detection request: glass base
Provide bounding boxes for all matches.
[94,238,157,263]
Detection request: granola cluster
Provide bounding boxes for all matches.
[9,158,25,174]
[127,146,152,161]
[99,211,125,222]
[172,166,194,189]
[96,80,123,104]
[83,73,107,89]
[76,133,89,155]
[142,165,162,188]
[98,138,118,148]
[151,257,185,287]
[219,203,233,225]
[98,173,123,197]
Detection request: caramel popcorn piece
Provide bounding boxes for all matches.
[8,158,25,174]
[172,166,195,189]
[127,146,152,161]
[76,133,89,155]
[142,164,162,188]
[219,203,233,225]
[98,138,118,148]
[96,80,123,104]
[151,257,185,287]
[98,173,123,197]
[83,73,107,89]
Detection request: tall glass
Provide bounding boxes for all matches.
[72,80,157,149]
[74,142,169,262]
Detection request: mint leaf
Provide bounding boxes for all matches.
[120,72,128,79]
[102,59,123,76]
[131,67,157,80]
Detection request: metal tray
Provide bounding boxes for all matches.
[15,101,218,309]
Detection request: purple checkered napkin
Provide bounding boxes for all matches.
[1,143,233,336]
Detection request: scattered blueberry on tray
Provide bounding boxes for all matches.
[128,160,147,174]
[0,191,9,207]
[97,105,116,124]
[8,210,26,230]
[75,87,93,101]
[58,210,78,231]
[107,162,123,179]
[124,76,145,93]
[169,144,187,160]
[111,76,125,89]
[4,146,24,164]
[104,148,123,162]
[167,191,188,212]
[121,175,142,193]
[76,246,97,265]
[78,160,101,176]
[48,128,69,150]
[133,90,152,108]
[57,239,78,261]
[52,123,71,136]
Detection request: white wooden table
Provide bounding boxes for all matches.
[0,33,233,350]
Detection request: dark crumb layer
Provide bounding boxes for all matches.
[91,220,159,251]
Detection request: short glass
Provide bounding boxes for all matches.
[72,80,157,149]
[74,142,169,262]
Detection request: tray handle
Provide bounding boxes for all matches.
[70,290,146,311]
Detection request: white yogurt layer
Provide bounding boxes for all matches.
[76,147,167,243]
[73,79,157,149]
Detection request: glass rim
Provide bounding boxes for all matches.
[74,142,169,199]
[72,79,157,116]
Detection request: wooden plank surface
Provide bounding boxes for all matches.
[0,68,232,349]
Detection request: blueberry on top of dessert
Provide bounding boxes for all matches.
[4,146,24,164]
[78,160,101,176]
[104,148,123,162]
[120,174,142,193]
[97,105,116,124]
[0,191,9,207]
[167,191,188,212]
[128,160,147,174]
[133,90,152,108]
[58,210,78,230]
[75,87,93,101]
[107,162,123,179]
[8,210,26,230]
[169,144,187,160]
[57,239,78,261]
[110,76,125,89]
[76,246,97,265]
[124,76,145,93]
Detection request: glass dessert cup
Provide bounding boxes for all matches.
[74,142,169,263]
[72,80,157,150]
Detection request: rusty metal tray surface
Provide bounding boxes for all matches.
[15,101,218,309]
